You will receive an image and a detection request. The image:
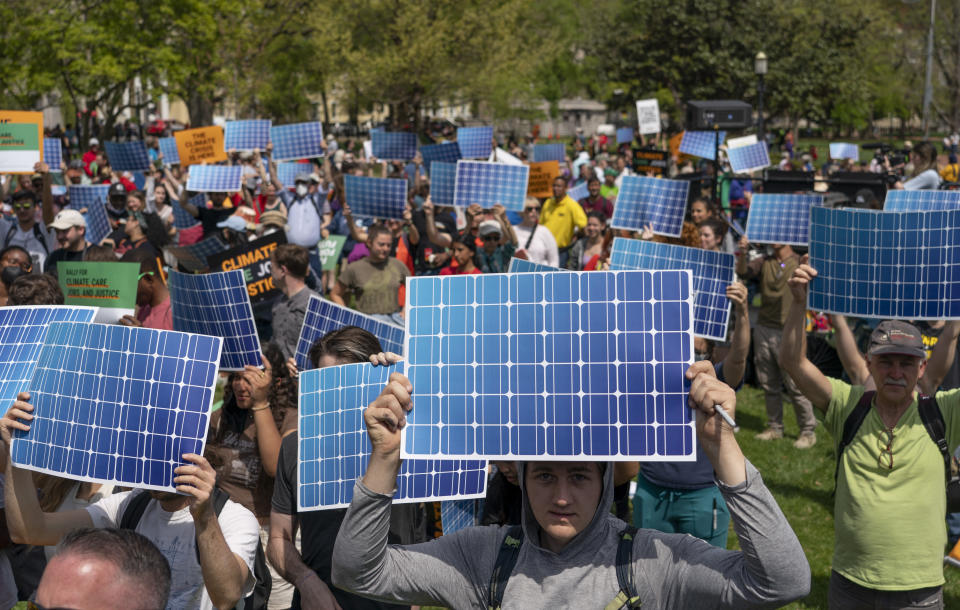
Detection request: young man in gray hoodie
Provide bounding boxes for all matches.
[331,361,811,609]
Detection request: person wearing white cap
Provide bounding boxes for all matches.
[44,210,90,275]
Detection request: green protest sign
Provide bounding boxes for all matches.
[59,261,140,323]
[318,235,347,270]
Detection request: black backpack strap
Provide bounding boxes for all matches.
[32,223,49,255]
[2,223,16,250]
[605,526,642,610]
[917,394,951,481]
[118,490,153,531]
[487,525,523,610]
[834,391,875,490]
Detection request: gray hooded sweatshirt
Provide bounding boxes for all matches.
[331,459,810,608]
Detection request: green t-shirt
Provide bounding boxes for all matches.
[825,378,960,590]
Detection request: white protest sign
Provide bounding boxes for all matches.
[636,99,661,135]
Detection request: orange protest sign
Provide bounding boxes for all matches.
[527,160,560,198]
[174,126,227,166]
[0,111,43,174]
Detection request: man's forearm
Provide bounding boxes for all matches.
[267,534,319,591]
[194,508,246,609]
[362,451,401,496]
[779,301,807,374]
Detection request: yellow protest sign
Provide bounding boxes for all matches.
[0,111,43,174]
[174,126,227,166]
[527,160,560,198]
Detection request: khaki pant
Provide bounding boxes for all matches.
[259,524,297,610]
[753,324,817,434]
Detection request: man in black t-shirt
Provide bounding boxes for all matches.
[44,209,90,275]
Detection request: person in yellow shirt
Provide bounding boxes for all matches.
[940,153,959,183]
[540,177,587,266]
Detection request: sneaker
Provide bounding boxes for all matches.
[946,538,960,568]
[755,428,783,441]
[794,431,817,450]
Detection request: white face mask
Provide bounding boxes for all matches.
[295,184,308,197]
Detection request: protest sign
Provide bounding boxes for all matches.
[317,234,347,271]
[207,232,286,304]
[58,261,138,323]
[632,149,669,176]
[174,126,227,166]
[527,161,560,198]
[636,99,661,135]
[0,111,43,173]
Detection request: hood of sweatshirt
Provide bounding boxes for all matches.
[516,461,616,558]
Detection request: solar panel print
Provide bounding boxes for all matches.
[401,270,697,461]
[0,306,98,415]
[343,174,407,220]
[745,193,824,246]
[441,499,482,535]
[607,238,734,341]
[171,194,201,230]
[727,142,770,174]
[371,131,418,161]
[829,142,859,161]
[453,161,530,212]
[270,122,324,161]
[456,127,494,159]
[808,206,960,320]
[429,162,457,206]
[294,295,404,371]
[43,138,62,170]
[67,185,109,211]
[297,362,487,511]
[186,165,243,192]
[158,137,180,165]
[610,175,690,237]
[167,270,262,370]
[11,322,222,492]
[507,258,560,273]
[275,162,312,189]
[532,143,566,163]
[103,141,151,172]
[678,131,726,160]
[420,142,462,175]
[884,190,960,212]
[224,119,271,151]
[567,181,588,202]
[617,128,634,145]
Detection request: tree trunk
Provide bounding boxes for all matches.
[186,88,214,128]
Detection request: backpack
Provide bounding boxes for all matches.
[487,525,641,610]
[119,487,272,610]
[3,222,50,256]
[835,390,960,512]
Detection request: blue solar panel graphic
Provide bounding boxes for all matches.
[829,142,859,161]
[532,143,566,163]
[168,270,262,371]
[567,182,589,202]
[401,270,697,461]
[67,185,109,211]
[158,137,180,166]
[507,257,560,273]
[429,162,457,206]
[184,234,228,261]
[456,127,494,159]
[617,128,634,145]
[679,131,726,160]
[453,161,530,212]
[0,306,98,416]
[371,132,418,161]
[43,138,62,170]
[608,238,734,341]
[421,142,462,175]
[171,194,201,230]
[808,207,960,319]
[11,322,222,492]
[610,175,689,237]
[441,499,482,535]
[343,174,407,220]
[270,122,324,161]
[884,190,960,212]
[294,295,404,371]
[224,119,271,151]
[275,162,312,189]
[727,142,770,174]
[297,362,487,511]
[104,141,151,172]
[186,166,243,192]
[745,193,824,246]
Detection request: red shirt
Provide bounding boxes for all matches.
[440,265,481,276]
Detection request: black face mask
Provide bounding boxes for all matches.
[1,265,28,288]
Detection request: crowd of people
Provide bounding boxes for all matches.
[0,123,956,609]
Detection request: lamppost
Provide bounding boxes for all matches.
[755,52,768,146]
